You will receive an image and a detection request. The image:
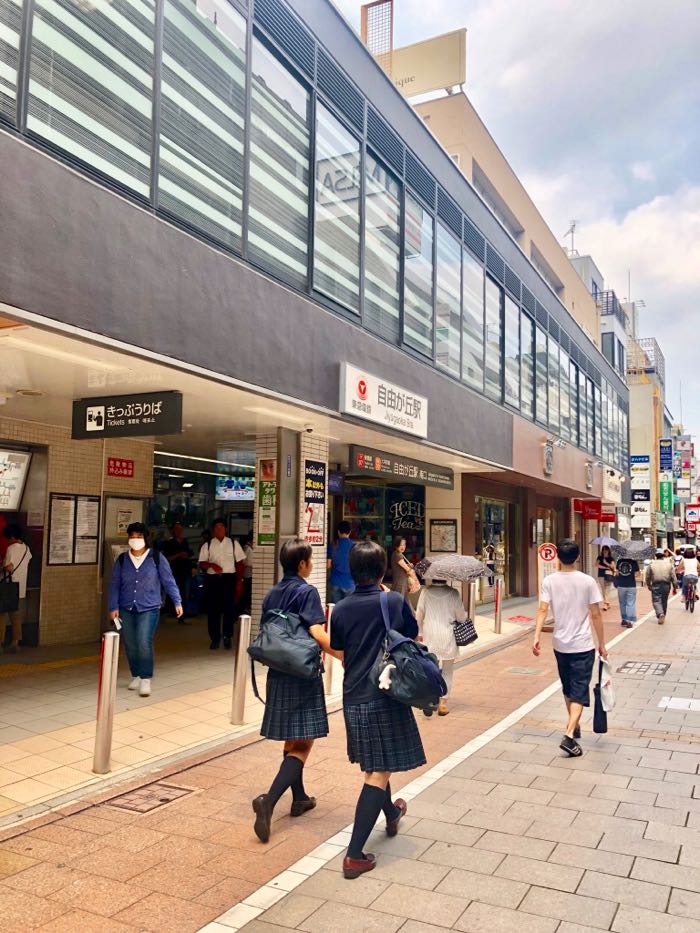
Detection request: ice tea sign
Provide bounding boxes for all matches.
[72,391,182,439]
[340,363,428,439]
[303,460,326,546]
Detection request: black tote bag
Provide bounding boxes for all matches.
[0,571,19,613]
[593,658,608,734]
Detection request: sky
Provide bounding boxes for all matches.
[332,0,700,436]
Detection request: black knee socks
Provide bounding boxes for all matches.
[383,782,399,822]
[347,784,386,860]
[267,755,304,810]
[283,751,310,802]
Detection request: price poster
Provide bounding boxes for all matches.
[304,460,326,546]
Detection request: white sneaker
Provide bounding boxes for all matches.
[139,679,151,697]
[128,677,140,691]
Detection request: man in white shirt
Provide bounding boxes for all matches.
[2,523,31,654]
[198,518,246,650]
[533,539,608,758]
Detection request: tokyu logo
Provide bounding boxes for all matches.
[357,378,368,401]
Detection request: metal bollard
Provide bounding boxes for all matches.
[231,614,252,725]
[467,580,477,622]
[93,631,120,774]
[324,604,335,696]
[494,578,503,634]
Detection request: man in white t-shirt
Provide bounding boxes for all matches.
[198,518,246,650]
[2,523,31,653]
[533,538,608,758]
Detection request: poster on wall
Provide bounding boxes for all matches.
[117,508,134,536]
[257,459,277,546]
[74,495,101,564]
[304,460,326,546]
[429,519,457,553]
[47,493,101,565]
[0,449,32,511]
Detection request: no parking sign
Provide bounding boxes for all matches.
[537,541,558,594]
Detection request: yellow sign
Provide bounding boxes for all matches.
[390,29,466,97]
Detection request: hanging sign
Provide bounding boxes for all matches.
[303,460,326,546]
[581,500,602,520]
[600,511,617,523]
[72,391,182,439]
[659,481,673,513]
[630,501,652,529]
[340,363,428,438]
[659,438,673,472]
[349,445,453,489]
[257,459,277,547]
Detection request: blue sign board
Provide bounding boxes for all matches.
[630,455,650,465]
[659,438,673,472]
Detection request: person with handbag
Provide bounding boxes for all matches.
[251,538,339,845]
[595,546,615,610]
[415,579,467,717]
[2,523,31,653]
[330,540,426,880]
[108,522,182,697]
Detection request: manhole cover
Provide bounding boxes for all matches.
[506,667,544,676]
[108,783,193,813]
[617,660,671,677]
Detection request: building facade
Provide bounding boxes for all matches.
[0,0,629,644]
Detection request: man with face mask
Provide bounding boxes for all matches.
[109,522,182,697]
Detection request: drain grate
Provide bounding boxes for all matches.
[506,667,544,676]
[107,782,193,813]
[617,660,671,677]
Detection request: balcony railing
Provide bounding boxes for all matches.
[596,290,628,329]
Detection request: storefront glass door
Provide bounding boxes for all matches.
[475,497,510,603]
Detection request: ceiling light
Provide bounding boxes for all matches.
[243,405,307,424]
[15,388,46,398]
[182,482,194,488]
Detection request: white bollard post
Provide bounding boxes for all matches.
[231,614,252,725]
[494,578,503,634]
[93,631,120,774]
[324,603,335,696]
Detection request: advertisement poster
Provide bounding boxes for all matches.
[429,519,457,553]
[257,459,277,546]
[48,494,76,565]
[117,508,134,536]
[304,460,326,546]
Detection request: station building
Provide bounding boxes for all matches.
[0,0,628,647]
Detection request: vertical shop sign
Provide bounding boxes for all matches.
[304,460,326,546]
[257,459,277,546]
[659,438,673,473]
[659,481,673,513]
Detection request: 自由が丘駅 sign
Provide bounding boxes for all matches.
[349,446,453,490]
[340,363,428,438]
[72,392,182,439]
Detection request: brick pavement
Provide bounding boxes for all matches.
[0,590,652,932]
[219,591,700,933]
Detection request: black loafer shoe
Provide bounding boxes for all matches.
[252,793,273,843]
[290,797,317,817]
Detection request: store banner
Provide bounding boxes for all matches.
[631,489,651,501]
[659,481,673,513]
[72,391,182,439]
[659,438,673,472]
[600,511,617,523]
[581,500,602,520]
[303,460,326,546]
[257,459,277,546]
[630,501,652,529]
[349,445,453,489]
[340,363,428,438]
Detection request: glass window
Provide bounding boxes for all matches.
[520,313,534,419]
[435,223,461,376]
[548,338,560,431]
[0,0,22,122]
[586,376,595,454]
[484,277,502,401]
[462,248,484,391]
[559,350,570,441]
[570,360,579,446]
[159,0,245,248]
[313,103,360,310]
[579,369,588,451]
[594,384,602,456]
[535,324,548,424]
[503,296,520,409]
[27,0,155,196]
[248,39,310,286]
[403,193,434,357]
[364,153,400,342]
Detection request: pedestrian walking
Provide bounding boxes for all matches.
[327,520,355,604]
[108,522,182,697]
[416,580,467,717]
[198,518,245,650]
[682,547,699,604]
[161,522,193,622]
[1,523,31,653]
[614,554,640,628]
[390,536,413,597]
[251,538,338,843]
[595,545,615,610]
[533,539,608,758]
[330,540,426,879]
[644,548,678,624]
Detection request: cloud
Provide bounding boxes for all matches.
[631,162,656,183]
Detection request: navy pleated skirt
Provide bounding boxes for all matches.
[260,671,329,741]
[344,696,426,773]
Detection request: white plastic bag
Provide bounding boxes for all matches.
[600,657,615,712]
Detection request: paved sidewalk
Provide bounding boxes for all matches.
[213,592,700,933]
[0,592,647,931]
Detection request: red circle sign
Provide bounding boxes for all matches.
[357,379,368,401]
[539,543,557,563]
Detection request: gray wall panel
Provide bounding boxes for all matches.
[0,131,513,467]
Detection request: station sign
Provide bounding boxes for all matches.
[349,445,453,489]
[72,391,182,439]
[340,363,428,439]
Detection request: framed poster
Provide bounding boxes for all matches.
[430,518,457,553]
[47,492,101,565]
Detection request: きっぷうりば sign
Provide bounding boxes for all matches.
[72,392,182,439]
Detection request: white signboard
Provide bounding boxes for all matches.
[630,501,652,529]
[685,505,700,524]
[340,363,428,439]
[0,450,32,511]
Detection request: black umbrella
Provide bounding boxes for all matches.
[612,540,655,562]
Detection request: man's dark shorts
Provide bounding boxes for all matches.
[553,649,596,706]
